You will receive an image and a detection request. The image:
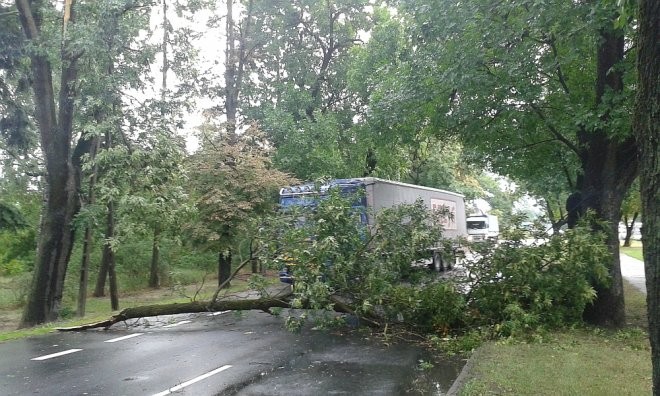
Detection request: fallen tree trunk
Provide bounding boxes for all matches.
[57,288,380,331]
[57,296,294,331]
[58,251,382,331]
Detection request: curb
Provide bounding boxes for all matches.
[446,350,478,396]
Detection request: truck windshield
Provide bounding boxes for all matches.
[279,186,368,224]
[467,221,487,229]
[280,195,321,209]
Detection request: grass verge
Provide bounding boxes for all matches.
[458,280,651,396]
[0,270,268,343]
[621,246,644,261]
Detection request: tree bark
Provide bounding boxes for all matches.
[59,296,293,331]
[623,212,639,248]
[633,0,659,392]
[77,137,101,317]
[56,289,379,332]
[218,249,232,288]
[17,0,92,327]
[93,250,109,297]
[98,198,119,310]
[108,231,119,311]
[579,22,637,328]
[149,224,162,288]
[104,129,119,311]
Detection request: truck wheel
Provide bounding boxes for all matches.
[432,251,444,272]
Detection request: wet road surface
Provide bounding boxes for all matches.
[0,310,464,395]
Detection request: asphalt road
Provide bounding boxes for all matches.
[0,310,463,395]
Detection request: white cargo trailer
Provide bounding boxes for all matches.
[279,177,467,272]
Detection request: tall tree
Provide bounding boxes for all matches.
[15,0,93,326]
[189,123,293,288]
[234,0,373,180]
[15,0,156,325]
[76,137,99,316]
[384,0,637,326]
[633,0,659,391]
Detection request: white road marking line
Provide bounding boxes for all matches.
[31,349,83,361]
[208,310,231,316]
[164,320,192,328]
[152,365,233,396]
[104,333,144,343]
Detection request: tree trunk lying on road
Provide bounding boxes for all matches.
[56,289,379,331]
[57,253,380,331]
[56,296,293,331]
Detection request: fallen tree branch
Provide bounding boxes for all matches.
[56,286,384,331]
[57,294,293,331]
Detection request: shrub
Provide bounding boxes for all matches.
[0,229,36,274]
[464,217,611,336]
[0,258,27,276]
[386,282,467,334]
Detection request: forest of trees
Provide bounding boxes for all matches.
[1,0,658,392]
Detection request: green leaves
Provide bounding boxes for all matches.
[258,190,449,328]
[465,217,611,336]
[188,124,294,251]
[0,202,28,232]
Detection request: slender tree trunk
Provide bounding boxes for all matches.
[103,130,119,311]
[94,252,109,297]
[96,203,116,306]
[149,224,161,288]
[77,225,93,316]
[623,225,633,248]
[218,249,232,288]
[633,0,659,392]
[623,212,639,247]
[107,201,119,311]
[77,138,101,316]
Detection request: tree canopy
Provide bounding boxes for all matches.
[1,0,654,363]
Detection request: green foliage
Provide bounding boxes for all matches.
[386,282,467,334]
[0,272,31,309]
[465,217,611,336]
[368,0,635,210]
[227,0,374,180]
[621,178,641,221]
[0,202,28,232]
[260,193,611,339]
[188,124,294,251]
[0,228,36,275]
[258,189,449,326]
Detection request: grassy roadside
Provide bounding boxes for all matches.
[457,279,651,395]
[621,246,644,261]
[0,272,258,343]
